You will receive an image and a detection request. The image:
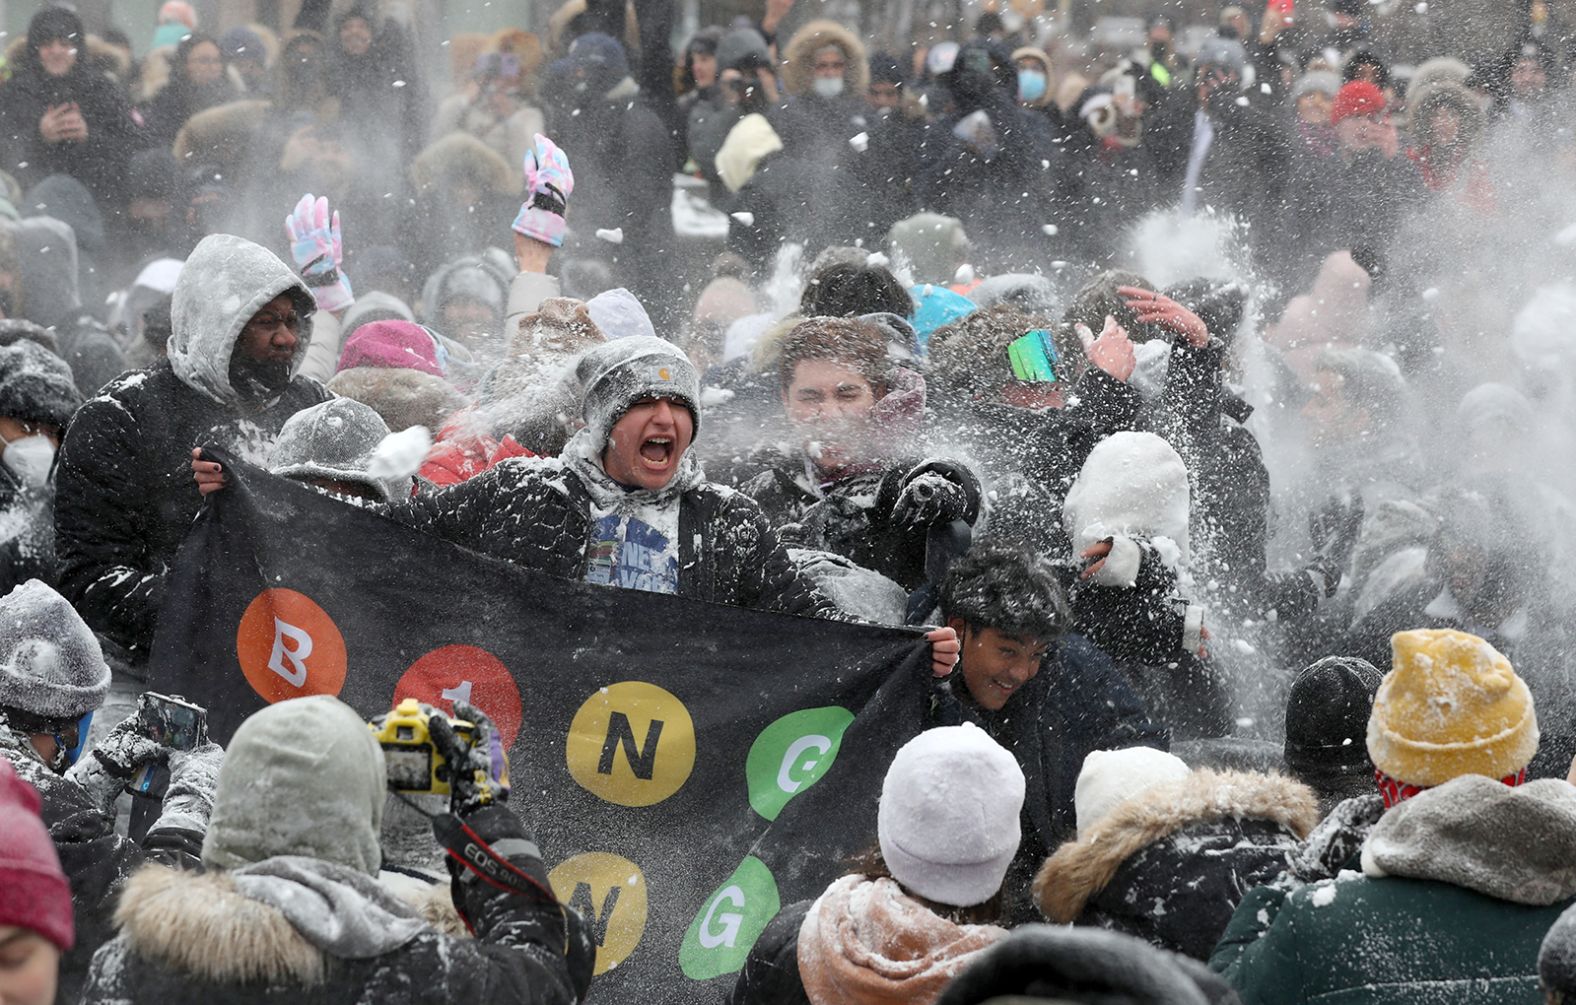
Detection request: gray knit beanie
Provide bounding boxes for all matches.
[0,580,110,721]
[575,336,701,450]
[203,695,387,875]
[269,397,406,502]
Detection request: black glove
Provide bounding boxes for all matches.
[428,701,510,816]
[892,471,969,529]
[1308,492,1365,596]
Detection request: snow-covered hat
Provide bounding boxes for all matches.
[586,287,656,341]
[575,336,700,450]
[1073,747,1191,839]
[1368,629,1538,788]
[204,695,388,875]
[0,339,81,429]
[0,579,110,722]
[1061,431,1191,564]
[269,398,407,502]
[878,723,1025,907]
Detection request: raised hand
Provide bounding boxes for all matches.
[284,193,354,313]
[512,133,574,249]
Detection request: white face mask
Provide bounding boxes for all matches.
[812,76,845,99]
[2,434,55,488]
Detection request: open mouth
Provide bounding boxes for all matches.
[638,437,674,469]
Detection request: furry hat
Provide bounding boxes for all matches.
[879,723,1025,907]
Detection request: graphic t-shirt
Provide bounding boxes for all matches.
[584,510,681,594]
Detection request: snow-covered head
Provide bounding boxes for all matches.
[574,337,700,492]
[878,723,1024,908]
[204,695,387,875]
[269,398,407,503]
[938,548,1071,642]
[170,234,315,405]
[0,579,109,725]
[1062,431,1191,565]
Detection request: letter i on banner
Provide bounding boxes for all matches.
[236,589,347,703]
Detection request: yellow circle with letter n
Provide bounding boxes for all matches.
[566,681,696,806]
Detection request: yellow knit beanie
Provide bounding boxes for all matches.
[1366,629,1539,788]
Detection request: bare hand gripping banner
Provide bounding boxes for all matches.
[150,451,935,1002]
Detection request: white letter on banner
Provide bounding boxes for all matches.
[777,735,833,794]
[268,618,314,687]
[698,886,745,949]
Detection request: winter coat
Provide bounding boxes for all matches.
[54,236,330,661]
[1034,770,1319,961]
[386,446,842,620]
[0,731,202,1004]
[731,876,1006,1005]
[931,634,1167,923]
[144,77,241,150]
[80,838,591,1005]
[739,455,982,593]
[1212,775,1576,1004]
[0,56,138,209]
[0,468,58,594]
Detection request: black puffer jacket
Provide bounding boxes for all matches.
[54,235,329,660]
[79,804,593,1005]
[738,456,982,593]
[1033,770,1318,961]
[388,455,842,620]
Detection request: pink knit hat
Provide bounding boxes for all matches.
[336,321,447,378]
[0,760,73,950]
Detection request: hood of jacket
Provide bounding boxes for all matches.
[6,217,81,327]
[798,875,1006,1005]
[169,234,316,405]
[112,861,439,987]
[782,19,869,99]
[1361,775,1576,905]
[1034,769,1318,923]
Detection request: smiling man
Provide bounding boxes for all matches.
[930,548,1164,920]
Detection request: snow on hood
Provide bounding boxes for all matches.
[6,217,81,327]
[169,234,315,405]
[1062,431,1191,563]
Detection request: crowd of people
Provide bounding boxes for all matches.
[2,0,1576,1002]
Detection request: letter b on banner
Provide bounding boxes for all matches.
[236,589,347,703]
[567,682,695,807]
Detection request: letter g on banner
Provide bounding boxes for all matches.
[679,856,781,980]
[744,706,855,821]
[566,682,696,807]
[235,589,347,703]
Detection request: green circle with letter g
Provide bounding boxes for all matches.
[679,856,781,980]
[744,706,855,821]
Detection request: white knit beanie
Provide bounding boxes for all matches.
[1074,747,1192,839]
[877,723,1025,907]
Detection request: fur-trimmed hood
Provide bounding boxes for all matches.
[781,19,868,98]
[328,365,466,434]
[409,132,516,197]
[1033,770,1319,923]
[111,864,463,987]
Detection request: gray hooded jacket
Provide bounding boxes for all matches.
[55,235,331,658]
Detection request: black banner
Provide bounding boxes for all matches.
[149,454,934,1002]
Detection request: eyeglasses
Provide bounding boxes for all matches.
[246,312,302,334]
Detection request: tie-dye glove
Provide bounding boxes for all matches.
[285,193,354,312]
[511,133,574,248]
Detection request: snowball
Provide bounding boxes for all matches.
[849,132,870,152]
[368,426,433,482]
[730,212,755,227]
[1310,884,1338,907]
[1041,224,1059,236]
[595,228,624,244]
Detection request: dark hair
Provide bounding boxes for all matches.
[928,304,1065,398]
[974,11,1006,37]
[1061,269,1165,345]
[800,262,914,319]
[937,548,1071,642]
[777,317,890,392]
[846,846,1005,925]
[171,32,223,89]
[1342,49,1390,88]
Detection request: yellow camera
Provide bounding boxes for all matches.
[369,699,475,795]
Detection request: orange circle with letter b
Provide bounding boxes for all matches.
[235,589,347,703]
